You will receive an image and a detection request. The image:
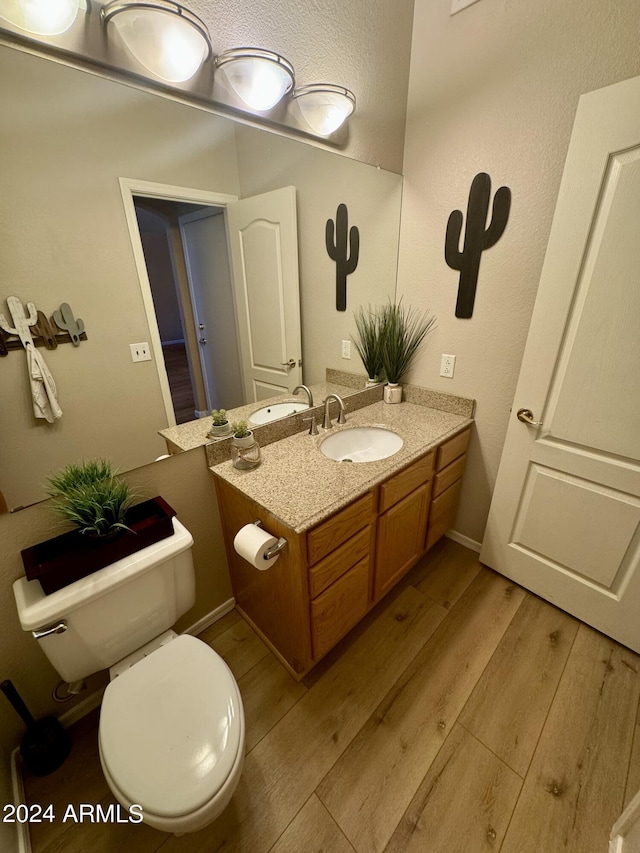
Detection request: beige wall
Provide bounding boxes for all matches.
[397,0,640,544]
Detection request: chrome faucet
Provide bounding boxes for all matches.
[322,394,347,429]
[293,384,314,407]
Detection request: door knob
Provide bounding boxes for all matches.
[281,358,296,369]
[517,408,543,427]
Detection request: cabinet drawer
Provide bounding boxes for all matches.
[436,428,471,471]
[308,526,371,599]
[306,491,375,565]
[379,452,434,513]
[426,478,463,550]
[311,557,369,660]
[432,453,467,498]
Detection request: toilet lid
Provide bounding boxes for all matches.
[99,635,243,818]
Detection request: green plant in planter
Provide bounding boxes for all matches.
[46,459,136,537]
[231,420,251,439]
[381,300,436,384]
[351,305,386,382]
[210,409,229,426]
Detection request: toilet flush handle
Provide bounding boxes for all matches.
[32,621,67,640]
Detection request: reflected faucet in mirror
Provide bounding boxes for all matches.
[293,385,314,407]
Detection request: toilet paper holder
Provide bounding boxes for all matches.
[253,520,288,560]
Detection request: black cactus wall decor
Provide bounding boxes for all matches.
[445,172,511,318]
[326,203,360,311]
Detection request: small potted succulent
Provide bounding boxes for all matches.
[231,420,261,469]
[352,304,386,386]
[208,408,232,438]
[381,300,436,403]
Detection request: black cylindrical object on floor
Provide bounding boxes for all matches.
[1,679,71,776]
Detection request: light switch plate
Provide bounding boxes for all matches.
[341,340,351,359]
[130,342,151,362]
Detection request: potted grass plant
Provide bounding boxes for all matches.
[46,459,136,538]
[351,305,386,386]
[208,408,232,438]
[381,301,436,403]
[21,460,177,594]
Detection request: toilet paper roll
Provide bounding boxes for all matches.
[233,524,280,570]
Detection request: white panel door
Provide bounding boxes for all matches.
[481,75,640,652]
[226,186,302,402]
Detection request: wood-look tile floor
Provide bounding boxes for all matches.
[22,539,640,853]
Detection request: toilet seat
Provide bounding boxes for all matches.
[99,634,244,820]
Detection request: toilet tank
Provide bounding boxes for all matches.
[13,519,195,683]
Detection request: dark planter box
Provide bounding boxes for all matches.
[21,497,177,595]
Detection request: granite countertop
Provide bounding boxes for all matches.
[212,400,472,534]
[159,381,356,453]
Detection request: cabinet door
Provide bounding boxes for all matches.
[311,557,370,660]
[374,483,430,600]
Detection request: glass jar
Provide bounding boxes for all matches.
[231,433,261,470]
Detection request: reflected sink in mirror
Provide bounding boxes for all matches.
[249,401,310,425]
[320,427,403,463]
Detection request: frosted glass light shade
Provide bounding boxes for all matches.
[293,84,356,136]
[215,48,294,112]
[102,1,212,83]
[0,0,80,35]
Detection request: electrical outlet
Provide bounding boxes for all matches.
[440,354,456,378]
[130,342,152,363]
[341,340,351,359]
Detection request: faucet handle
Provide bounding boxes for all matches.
[302,416,319,436]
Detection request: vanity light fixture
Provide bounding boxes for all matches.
[101,0,212,83]
[0,0,82,35]
[292,84,356,136]
[215,47,295,112]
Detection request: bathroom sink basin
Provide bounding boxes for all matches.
[320,427,403,463]
[249,401,309,425]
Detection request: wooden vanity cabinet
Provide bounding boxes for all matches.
[214,425,471,680]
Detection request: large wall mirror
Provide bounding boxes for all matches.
[0,41,402,511]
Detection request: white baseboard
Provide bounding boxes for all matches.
[10,749,31,853]
[445,530,482,553]
[184,598,236,636]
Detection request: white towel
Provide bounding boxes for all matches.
[26,343,62,423]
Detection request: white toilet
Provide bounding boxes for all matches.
[13,518,245,834]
